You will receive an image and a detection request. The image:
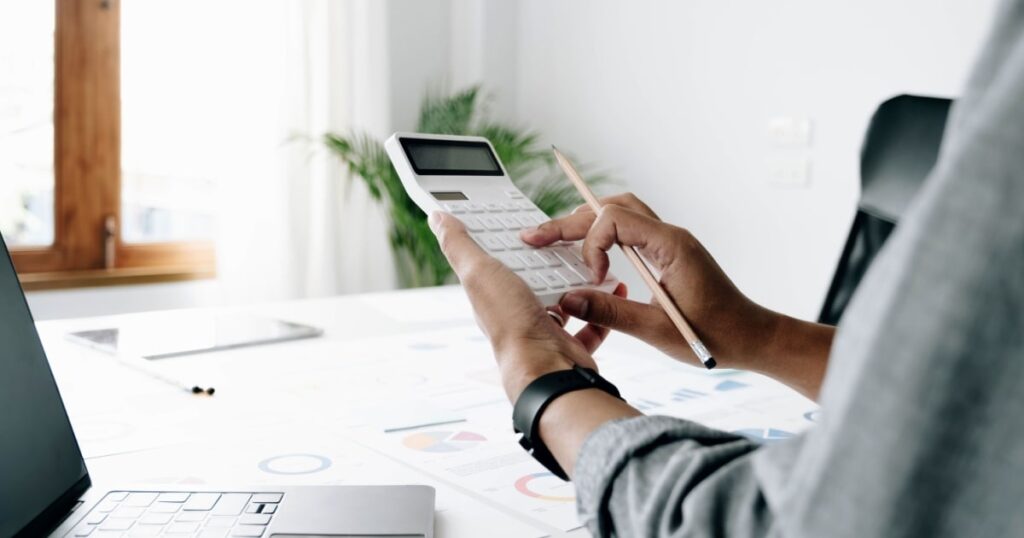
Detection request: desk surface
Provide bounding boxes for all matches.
[41,286,816,538]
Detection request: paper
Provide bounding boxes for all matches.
[49,317,816,535]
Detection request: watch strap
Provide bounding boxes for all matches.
[512,365,622,480]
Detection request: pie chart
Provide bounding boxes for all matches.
[402,430,487,453]
[514,472,575,502]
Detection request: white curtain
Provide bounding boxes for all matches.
[215,0,396,305]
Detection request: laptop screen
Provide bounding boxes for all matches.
[0,237,89,536]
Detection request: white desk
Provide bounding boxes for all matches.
[41,286,816,538]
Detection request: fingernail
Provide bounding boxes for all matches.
[428,211,443,232]
[560,293,589,317]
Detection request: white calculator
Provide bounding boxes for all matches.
[385,132,619,307]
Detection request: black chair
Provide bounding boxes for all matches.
[818,95,953,325]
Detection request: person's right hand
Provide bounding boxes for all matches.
[520,193,832,393]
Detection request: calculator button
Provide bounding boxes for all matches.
[444,203,467,214]
[538,270,568,288]
[553,246,596,282]
[498,233,525,250]
[529,213,549,225]
[516,201,534,210]
[500,202,519,211]
[498,215,521,229]
[521,273,547,290]
[556,268,585,285]
[505,190,525,199]
[480,235,505,251]
[465,203,485,213]
[484,202,502,211]
[516,215,537,228]
[460,216,484,232]
[517,252,546,269]
[480,216,504,231]
[534,250,562,267]
[499,253,525,270]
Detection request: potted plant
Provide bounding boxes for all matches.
[324,86,608,288]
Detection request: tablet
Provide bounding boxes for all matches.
[66,313,323,360]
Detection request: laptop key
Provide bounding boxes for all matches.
[259,504,277,515]
[238,514,271,526]
[84,511,108,525]
[212,493,251,516]
[165,521,201,534]
[100,518,134,531]
[183,493,221,511]
[127,525,162,537]
[147,502,180,513]
[250,493,283,504]
[138,513,173,525]
[176,511,207,522]
[110,506,145,519]
[73,525,96,536]
[124,493,158,507]
[157,492,190,503]
[231,526,266,537]
[206,516,238,528]
[106,492,129,502]
[199,530,229,538]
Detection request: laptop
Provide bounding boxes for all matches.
[0,236,435,538]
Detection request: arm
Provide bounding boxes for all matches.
[429,208,799,537]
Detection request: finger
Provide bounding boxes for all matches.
[520,211,598,246]
[560,287,678,348]
[581,205,672,281]
[546,308,567,328]
[570,283,626,353]
[596,193,659,219]
[429,211,494,277]
[574,323,610,354]
[573,194,659,219]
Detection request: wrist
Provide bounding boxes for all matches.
[496,342,574,402]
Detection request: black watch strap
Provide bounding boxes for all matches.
[512,365,622,481]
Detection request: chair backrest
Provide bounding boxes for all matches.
[817,95,953,325]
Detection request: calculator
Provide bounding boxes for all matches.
[385,132,619,307]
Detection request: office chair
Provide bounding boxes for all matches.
[818,95,953,325]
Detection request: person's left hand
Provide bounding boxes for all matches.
[429,211,626,402]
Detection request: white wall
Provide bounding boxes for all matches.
[28,0,1000,321]
[500,0,999,319]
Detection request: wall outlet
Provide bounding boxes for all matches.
[768,156,812,188]
[768,116,813,148]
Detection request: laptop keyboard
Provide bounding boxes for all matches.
[68,491,283,537]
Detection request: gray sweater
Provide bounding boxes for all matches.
[573,3,1024,536]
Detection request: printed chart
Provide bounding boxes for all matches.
[515,472,575,503]
[403,431,488,453]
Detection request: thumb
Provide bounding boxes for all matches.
[560,289,673,342]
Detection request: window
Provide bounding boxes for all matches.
[1,0,215,290]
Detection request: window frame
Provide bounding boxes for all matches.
[10,0,215,291]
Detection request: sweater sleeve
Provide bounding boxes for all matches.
[574,415,776,538]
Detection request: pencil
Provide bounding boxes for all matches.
[552,146,716,369]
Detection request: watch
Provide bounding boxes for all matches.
[512,365,623,481]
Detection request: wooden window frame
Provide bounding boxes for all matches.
[11,0,215,291]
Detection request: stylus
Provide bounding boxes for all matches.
[552,146,717,369]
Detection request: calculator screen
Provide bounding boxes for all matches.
[400,138,503,176]
[431,191,469,201]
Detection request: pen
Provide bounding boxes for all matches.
[114,354,216,396]
[552,146,717,369]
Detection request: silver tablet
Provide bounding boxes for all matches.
[66,313,323,359]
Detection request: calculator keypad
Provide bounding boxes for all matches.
[445,197,614,300]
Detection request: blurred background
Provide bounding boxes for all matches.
[0,0,999,321]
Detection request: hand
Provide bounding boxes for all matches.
[521,193,834,399]
[428,211,627,402]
